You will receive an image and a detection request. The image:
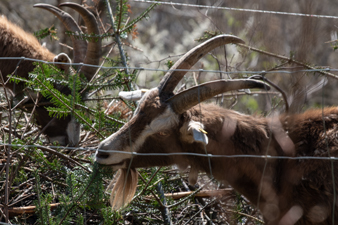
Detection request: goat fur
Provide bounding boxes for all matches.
[105,93,338,224]
[0,16,55,93]
[0,16,79,145]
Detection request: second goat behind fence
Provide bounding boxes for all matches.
[0,2,102,146]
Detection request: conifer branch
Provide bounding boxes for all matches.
[34,77,105,139]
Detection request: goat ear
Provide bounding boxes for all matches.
[119,89,149,101]
[53,53,72,74]
[188,120,208,145]
[192,128,208,145]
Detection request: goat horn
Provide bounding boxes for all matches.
[168,79,270,114]
[158,35,245,97]
[34,4,87,65]
[60,2,102,81]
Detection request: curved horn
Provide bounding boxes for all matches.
[158,35,245,96]
[168,79,270,114]
[34,4,87,64]
[60,2,102,81]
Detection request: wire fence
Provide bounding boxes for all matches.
[2,55,337,159]
[1,56,337,74]
[1,54,338,223]
[133,0,338,19]
[2,0,338,223]
[2,142,338,162]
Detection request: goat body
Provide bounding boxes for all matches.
[0,16,75,145]
[95,35,338,224]
[98,88,338,224]
[0,16,55,92]
[0,3,102,146]
[186,105,338,225]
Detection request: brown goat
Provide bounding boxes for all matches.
[96,35,338,224]
[0,2,101,146]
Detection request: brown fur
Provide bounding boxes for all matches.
[0,16,76,145]
[103,102,338,224]
[0,16,55,92]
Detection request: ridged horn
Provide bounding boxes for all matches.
[168,79,270,114]
[158,35,245,96]
[60,2,102,81]
[34,3,87,65]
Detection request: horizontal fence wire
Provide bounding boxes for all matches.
[133,0,338,20]
[0,57,336,75]
[0,56,337,159]
[1,143,338,161]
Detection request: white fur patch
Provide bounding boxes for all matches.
[96,105,179,165]
[53,53,71,74]
[149,107,179,132]
[48,117,80,146]
[133,107,179,150]
[66,117,80,147]
[119,89,149,101]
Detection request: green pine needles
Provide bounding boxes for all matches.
[34,25,59,41]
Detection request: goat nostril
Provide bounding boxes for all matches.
[96,151,110,159]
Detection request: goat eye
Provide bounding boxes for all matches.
[157,131,169,136]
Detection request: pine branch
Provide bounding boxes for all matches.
[74,103,125,125]
[34,77,105,139]
[121,2,158,34]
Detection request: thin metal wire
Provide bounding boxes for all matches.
[0,57,335,74]
[3,1,338,221]
[1,57,337,162]
[0,222,19,225]
[0,143,96,151]
[133,0,338,20]
[2,143,338,161]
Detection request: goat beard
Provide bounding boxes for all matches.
[108,168,138,210]
[107,166,200,209]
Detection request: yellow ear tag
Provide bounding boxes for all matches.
[199,128,208,134]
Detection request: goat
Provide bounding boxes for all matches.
[0,2,101,146]
[96,34,338,224]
